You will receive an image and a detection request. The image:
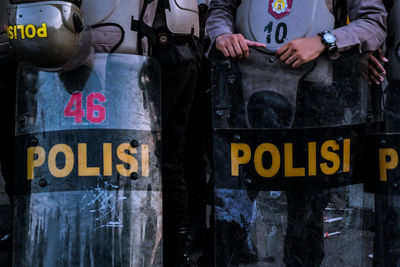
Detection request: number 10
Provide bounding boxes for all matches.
[264,21,288,44]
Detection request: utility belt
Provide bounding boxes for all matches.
[152,26,200,65]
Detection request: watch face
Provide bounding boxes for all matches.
[323,33,336,44]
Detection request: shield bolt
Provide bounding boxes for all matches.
[227,75,236,84]
[29,136,39,146]
[336,136,343,142]
[244,178,252,185]
[130,172,139,180]
[130,140,139,148]
[216,110,224,118]
[17,115,25,125]
[38,179,47,187]
[269,57,275,63]
[392,183,399,190]
[380,139,387,145]
[234,134,241,141]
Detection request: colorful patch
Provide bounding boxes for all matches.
[268,0,292,20]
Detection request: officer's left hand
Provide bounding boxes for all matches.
[276,36,326,68]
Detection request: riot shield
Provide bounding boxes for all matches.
[13,54,162,266]
[212,47,368,266]
[364,1,400,265]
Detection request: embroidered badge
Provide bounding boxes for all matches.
[268,0,292,20]
[158,33,168,45]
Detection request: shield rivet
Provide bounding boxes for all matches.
[18,116,25,124]
[380,139,387,145]
[29,136,39,146]
[38,179,47,187]
[216,110,224,118]
[234,134,241,141]
[130,140,139,148]
[130,172,139,180]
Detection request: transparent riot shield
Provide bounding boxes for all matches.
[364,1,400,266]
[212,48,368,266]
[13,54,162,266]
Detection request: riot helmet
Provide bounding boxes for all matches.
[7,0,93,71]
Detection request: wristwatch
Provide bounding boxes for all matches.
[318,30,337,54]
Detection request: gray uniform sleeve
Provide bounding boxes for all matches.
[332,0,387,53]
[206,0,240,46]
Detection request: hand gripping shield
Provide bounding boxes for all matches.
[8,0,92,71]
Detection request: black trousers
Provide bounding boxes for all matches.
[161,48,199,231]
[0,58,18,207]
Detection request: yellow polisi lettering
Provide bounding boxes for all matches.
[284,143,305,177]
[27,146,46,180]
[379,148,399,182]
[37,23,48,38]
[320,140,340,175]
[16,25,25,39]
[343,139,351,173]
[7,23,48,40]
[308,142,317,176]
[26,142,151,180]
[78,143,100,176]
[7,26,14,40]
[230,137,352,179]
[48,144,74,178]
[103,143,112,176]
[116,143,138,177]
[25,24,36,39]
[254,143,280,178]
[231,143,251,176]
[141,144,150,177]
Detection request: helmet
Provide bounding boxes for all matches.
[8,0,92,71]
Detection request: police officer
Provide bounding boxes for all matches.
[149,1,202,266]
[0,1,17,261]
[365,0,400,265]
[5,0,201,266]
[206,0,387,266]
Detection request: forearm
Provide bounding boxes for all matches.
[206,0,240,45]
[332,0,387,53]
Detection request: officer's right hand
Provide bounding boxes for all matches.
[366,49,388,85]
[216,33,265,59]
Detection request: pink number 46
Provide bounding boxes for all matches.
[64,92,106,123]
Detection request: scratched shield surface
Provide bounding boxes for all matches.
[13,54,162,266]
[211,50,370,266]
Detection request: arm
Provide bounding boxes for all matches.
[277,0,387,68]
[206,0,265,58]
[333,0,387,53]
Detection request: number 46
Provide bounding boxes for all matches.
[64,92,106,123]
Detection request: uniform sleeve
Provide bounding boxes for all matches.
[206,0,240,46]
[332,0,387,53]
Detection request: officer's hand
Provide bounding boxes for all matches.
[367,49,388,85]
[276,36,326,68]
[216,33,265,59]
